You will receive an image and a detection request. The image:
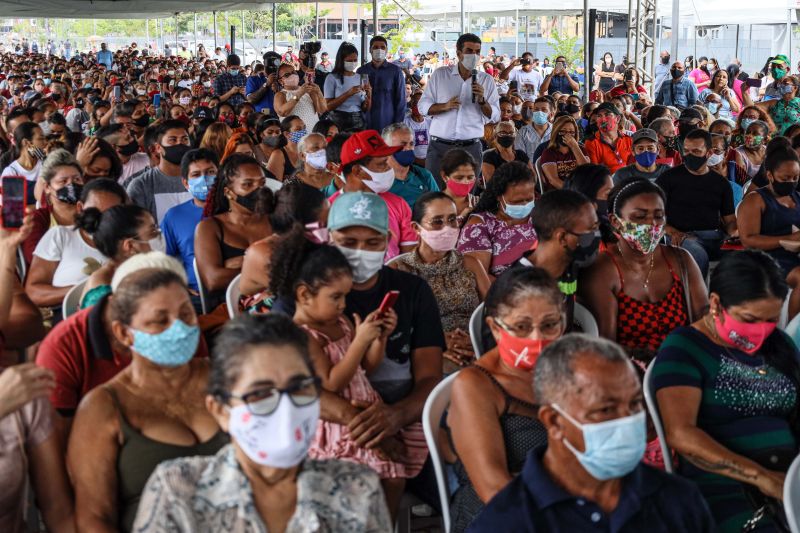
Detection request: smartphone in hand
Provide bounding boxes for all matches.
[1,176,27,230]
[377,290,400,316]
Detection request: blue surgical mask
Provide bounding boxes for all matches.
[740,118,755,131]
[553,404,646,481]
[634,151,657,168]
[532,110,549,126]
[130,319,200,367]
[188,174,215,201]
[781,83,795,95]
[393,149,416,167]
[502,195,534,220]
[289,129,307,144]
[229,69,240,77]
[706,103,719,114]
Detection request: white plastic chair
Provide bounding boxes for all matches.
[780,288,793,330]
[468,302,485,358]
[193,258,208,315]
[643,360,674,473]
[422,372,460,533]
[62,279,88,319]
[15,246,25,281]
[226,274,242,319]
[385,252,411,267]
[573,303,599,337]
[786,313,800,350]
[784,453,800,533]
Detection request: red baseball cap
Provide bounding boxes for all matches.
[340,130,401,167]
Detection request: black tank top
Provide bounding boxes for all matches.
[599,62,616,92]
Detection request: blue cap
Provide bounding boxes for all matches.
[328,192,389,235]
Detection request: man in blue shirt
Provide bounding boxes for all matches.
[161,148,218,300]
[654,61,698,110]
[540,55,580,96]
[358,36,407,132]
[245,63,276,114]
[468,335,715,533]
[382,122,439,207]
[96,43,113,69]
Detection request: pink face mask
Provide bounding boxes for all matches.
[447,178,475,198]
[420,226,459,252]
[714,308,777,354]
[597,115,618,133]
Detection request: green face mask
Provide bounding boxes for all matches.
[773,67,787,81]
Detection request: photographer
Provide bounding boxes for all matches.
[607,67,649,102]
[539,54,580,96]
[246,54,279,115]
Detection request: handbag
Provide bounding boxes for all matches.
[675,249,694,324]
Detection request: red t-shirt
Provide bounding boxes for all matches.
[36,295,209,414]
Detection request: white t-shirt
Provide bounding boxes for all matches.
[404,115,432,159]
[33,225,107,287]
[509,68,544,101]
[2,160,41,185]
[120,152,151,185]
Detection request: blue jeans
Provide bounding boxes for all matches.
[679,229,725,279]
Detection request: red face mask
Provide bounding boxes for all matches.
[447,178,475,198]
[495,322,553,371]
[597,115,618,133]
[714,308,777,354]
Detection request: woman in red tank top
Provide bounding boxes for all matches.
[579,178,708,364]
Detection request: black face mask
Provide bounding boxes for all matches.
[118,139,140,157]
[54,182,82,205]
[496,135,515,148]
[75,98,84,109]
[595,199,609,218]
[134,114,150,127]
[772,181,797,197]
[670,68,683,79]
[566,103,581,114]
[684,153,708,172]
[661,56,671,65]
[570,229,602,268]
[161,143,191,165]
[235,189,260,212]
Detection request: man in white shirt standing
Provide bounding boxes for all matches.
[500,52,544,102]
[418,33,500,184]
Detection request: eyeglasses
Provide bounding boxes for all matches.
[425,215,459,229]
[224,376,321,416]
[494,316,563,338]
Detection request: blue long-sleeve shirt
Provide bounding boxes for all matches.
[357,61,407,132]
[655,77,698,109]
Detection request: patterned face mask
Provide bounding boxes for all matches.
[129,319,200,367]
[614,218,665,255]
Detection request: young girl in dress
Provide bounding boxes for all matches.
[268,226,410,518]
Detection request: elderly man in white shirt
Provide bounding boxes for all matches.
[418,33,500,184]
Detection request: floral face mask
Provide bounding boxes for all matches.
[614,218,665,255]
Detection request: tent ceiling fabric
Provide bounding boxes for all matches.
[0,0,360,19]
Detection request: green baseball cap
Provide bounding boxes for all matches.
[772,54,789,66]
[328,192,389,235]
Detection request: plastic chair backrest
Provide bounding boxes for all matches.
[573,303,599,337]
[643,360,674,473]
[193,258,208,315]
[785,312,800,350]
[422,372,459,533]
[469,302,485,358]
[534,158,545,195]
[62,279,88,319]
[16,246,26,281]
[780,288,793,330]
[785,453,800,533]
[385,252,411,267]
[226,274,242,319]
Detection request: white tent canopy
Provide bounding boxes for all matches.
[0,0,358,19]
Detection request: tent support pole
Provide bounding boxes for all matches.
[461,0,465,34]
[789,9,793,73]
[193,13,197,56]
[213,11,217,50]
[272,4,277,51]
[146,18,149,50]
[735,24,739,59]
[671,0,678,60]
[373,0,378,38]
[175,13,179,54]
[514,9,518,57]
[584,0,590,100]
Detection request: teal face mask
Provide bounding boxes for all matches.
[553,404,646,481]
[130,319,200,367]
[502,196,534,220]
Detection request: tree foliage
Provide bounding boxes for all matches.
[547,29,584,67]
[378,0,422,53]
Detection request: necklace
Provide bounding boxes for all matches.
[616,242,656,290]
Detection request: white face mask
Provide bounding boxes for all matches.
[336,245,386,283]
[178,96,191,106]
[707,153,725,167]
[305,149,327,170]
[460,53,479,70]
[344,61,359,73]
[228,396,319,468]
[371,49,387,62]
[360,165,395,194]
[147,234,166,253]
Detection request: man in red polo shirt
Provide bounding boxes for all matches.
[585,102,633,174]
[36,293,208,432]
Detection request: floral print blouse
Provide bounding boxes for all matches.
[457,211,537,276]
[132,444,391,533]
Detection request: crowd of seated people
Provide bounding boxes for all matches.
[5,32,800,533]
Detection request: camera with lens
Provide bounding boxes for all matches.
[519,58,531,66]
[300,41,322,69]
[263,51,282,76]
[624,69,634,82]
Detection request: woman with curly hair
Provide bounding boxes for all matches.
[199,122,233,161]
[456,161,537,279]
[193,154,272,309]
